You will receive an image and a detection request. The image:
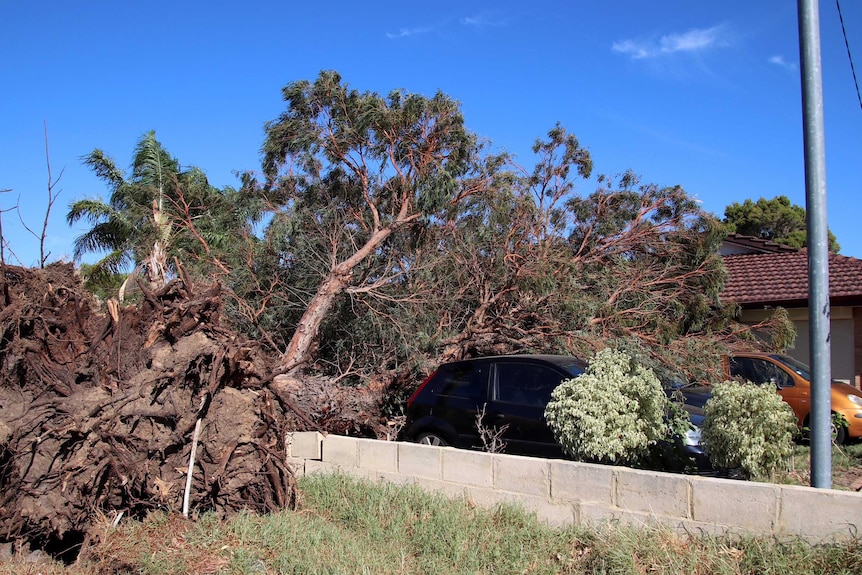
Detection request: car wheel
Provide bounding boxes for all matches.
[416,432,448,447]
[832,415,848,445]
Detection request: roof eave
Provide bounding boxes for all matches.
[730,295,862,309]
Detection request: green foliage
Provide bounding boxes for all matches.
[69,132,179,278]
[701,381,798,479]
[257,70,491,370]
[761,306,797,353]
[723,195,840,253]
[77,263,128,301]
[69,131,259,285]
[64,473,862,575]
[405,127,739,381]
[833,412,850,433]
[262,70,478,211]
[544,348,685,465]
[66,74,787,383]
[569,175,732,344]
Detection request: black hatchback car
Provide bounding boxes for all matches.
[403,354,587,458]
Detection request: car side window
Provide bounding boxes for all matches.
[432,363,487,399]
[494,363,564,407]
[730,358,793,388]
[728,357,755,382]
[754,360,794,388]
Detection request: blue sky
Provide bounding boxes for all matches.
[2,1,861,266]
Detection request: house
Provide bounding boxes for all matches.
[720,233,862,387]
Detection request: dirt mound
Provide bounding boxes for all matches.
[0,263,389,557]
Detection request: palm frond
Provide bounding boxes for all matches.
[67,198,118,225]
[132,131,179,189]
[81,149,125,191]
[89,249,134,276]
[72,221,134,261]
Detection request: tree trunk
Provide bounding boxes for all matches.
[276,270,350,375]
[276,227,396,375]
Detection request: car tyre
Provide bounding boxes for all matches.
[416,432,448,447]
[832,415,848,445]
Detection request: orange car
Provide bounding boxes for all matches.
[724,352,862,443]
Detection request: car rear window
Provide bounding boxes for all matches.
[494,363,566,407]
[431,362,487,400]
[559,362,586,378]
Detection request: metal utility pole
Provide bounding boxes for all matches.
[798,0,832,488]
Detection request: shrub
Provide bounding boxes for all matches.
[700,381,797,479]
[544,348,685,465]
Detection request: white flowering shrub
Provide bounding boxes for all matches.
[700,381,797,479]
[544,348,679,465]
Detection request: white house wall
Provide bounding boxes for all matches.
[739,307,857,385]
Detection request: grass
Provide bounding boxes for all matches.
[2,472,860,575]
[775,441,862,489]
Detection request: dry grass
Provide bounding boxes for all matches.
[776,441,862,490]
[2,472,860,575]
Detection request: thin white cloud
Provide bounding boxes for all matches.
[613,25,729,59]
[612,39,650,59]
[386,26,432,39]
[387,12,505,39]
[769,55,797,71]
[462,13,507,28]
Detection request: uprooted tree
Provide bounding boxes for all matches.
[0,264,287,550]
[0,263,387,553]
[255,70,494,376]
[359,126,789,382]
[64,72,789,384]
[1,70,794,555]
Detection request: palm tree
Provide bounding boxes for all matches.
[70,132,267,299]
[68,131,179,291]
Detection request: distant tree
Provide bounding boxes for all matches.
[723,195,839,253]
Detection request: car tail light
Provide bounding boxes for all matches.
[407,370,437,408]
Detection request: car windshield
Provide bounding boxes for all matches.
[771,354,810,379]
[559,362,586,377]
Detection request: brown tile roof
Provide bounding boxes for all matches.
[721,249,862,306]
[721,233,799,254]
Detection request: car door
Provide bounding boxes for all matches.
[483,360,569,457]
[426,360,490,448]
[728,356,806,424]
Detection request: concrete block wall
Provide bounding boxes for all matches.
[286,432,862,541]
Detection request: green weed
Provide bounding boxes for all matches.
[3,472,860,574]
